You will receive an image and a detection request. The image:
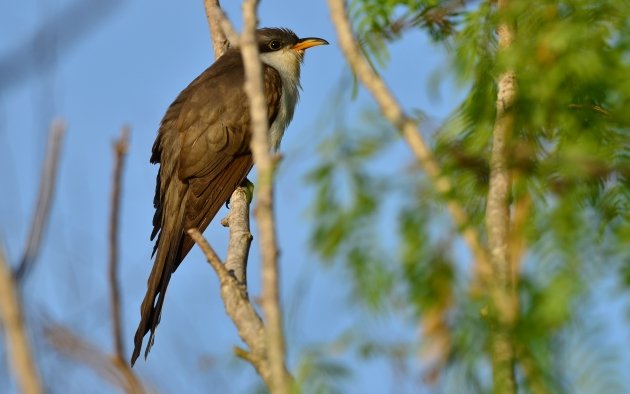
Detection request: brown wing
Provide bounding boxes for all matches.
[131,51,283,366]
[177,61,284,261]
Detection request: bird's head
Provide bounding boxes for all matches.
[256,28,328,80]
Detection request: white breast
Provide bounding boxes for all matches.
[260,49,302,151]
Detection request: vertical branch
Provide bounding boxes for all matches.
[0,246,43,394]
[15,119,66,281]
[240,0,289,392]
[223,187,253,286]
[109,127,130,361]
[107,127,146,393]
[203,0,230,59]
[486,0,518,392]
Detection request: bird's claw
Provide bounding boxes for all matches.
[225,178,255,209]
[240,178,255,204]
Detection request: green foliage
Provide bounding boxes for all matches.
[294,349,352,394]
[306,114,398,309]
[308,0,630,391]
[399,202,456,315]
[351,0,465,65]
[442,300,491,393]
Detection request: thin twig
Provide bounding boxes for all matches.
[187,228,230,281]
[327,0,490,281]
[109,126,130,362]
[15,119,66,282]
[240,1,290,393]
[0,245,43,394]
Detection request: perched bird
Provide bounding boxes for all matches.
[131,28,328,366]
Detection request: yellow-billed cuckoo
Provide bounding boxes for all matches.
[131,28,328,365]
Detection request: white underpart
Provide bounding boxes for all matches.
[260,48,303,151]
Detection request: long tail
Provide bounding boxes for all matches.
[130,153,254,366]
[130,193,186,366]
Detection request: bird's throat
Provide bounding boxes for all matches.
[260,50,303,151]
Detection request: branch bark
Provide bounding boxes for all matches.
[486,0,518,392]
[0,246,42,394]
[203,0,232,59]
[188,219,270,380]
[239,1,289,392]
[327,0,490,280]
[222,186,253,286]
[204,0,240,50]
[15,119,65,281]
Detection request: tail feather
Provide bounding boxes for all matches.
[131,153,254,366]
[130,194,185,366]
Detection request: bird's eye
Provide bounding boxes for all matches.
[268,40,281,50]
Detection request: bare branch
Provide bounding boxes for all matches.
[109,126,130,362]
[0,245,43,394]
[240,1,290,392]
[223,187,253,286]
[15,119,66,282]
[203,0,239,52]
[187,227,270,380]
[204,0,230,58]
[327,0,490,281]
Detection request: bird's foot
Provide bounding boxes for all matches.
[225,178,255,209]
[239,178,255,204]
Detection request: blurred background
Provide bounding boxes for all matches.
[2,0,629,393]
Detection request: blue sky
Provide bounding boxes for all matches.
[9,1,627,393]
